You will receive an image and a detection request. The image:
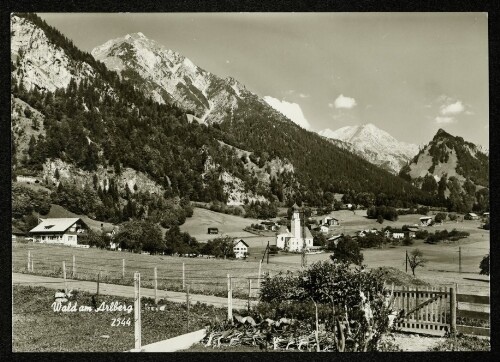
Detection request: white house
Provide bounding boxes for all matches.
[321,216,340,226]
[29,218,89,246]
[276,210,314,252]
[464,212,479,220]
[392,230,405,239]
[419,216,433,226]
[233,239,249,259]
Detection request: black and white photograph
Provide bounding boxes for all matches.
[8,10,490,352]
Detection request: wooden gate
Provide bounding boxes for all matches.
[391,286,450,335]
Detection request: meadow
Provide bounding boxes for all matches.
[13,207,489,297]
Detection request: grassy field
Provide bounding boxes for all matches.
[12,285,225,352]
[13,207,489,296]
[12,242,300,298]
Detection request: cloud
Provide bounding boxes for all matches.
[435,116,457,124]
[333,94,357,109]
[440,101,465,115]
[263,96,311,130]
[299,93,310,98]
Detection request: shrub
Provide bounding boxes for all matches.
[259,261,396,351]
[479,253,489,275]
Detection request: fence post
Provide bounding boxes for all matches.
[96,272,100,302]
[134,272,142,351]
[28,250,31,272]
[248,279,252,311]
[72,255,76,278]
[258,260,262,290]
[415,286,419,324]
[182,263,185,290]
[154,266,158,305]
[62,261,68,294]
[227,274,233,322]
[450,286,456,336]
[122,259,125,279]
[458,247,462,274]
[186,284,190,333]
[31,259,34,273]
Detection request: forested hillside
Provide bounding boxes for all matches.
[11,12,441,230]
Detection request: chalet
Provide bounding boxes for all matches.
[391,229,405,239]
[208,227,219,235]
[260,221,279,231]
[233,239,249,259]
[464,212,479,220]
[384,230,392,239]
[312,225,329,233]
[358,229,378,238]
[321,216,340,226]
[29,218,89,246]
[12,226,26,242]
[419,216,433,226]
[276,209,313,252]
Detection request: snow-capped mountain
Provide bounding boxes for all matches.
[318,123,419,174]
[91,33,258,124]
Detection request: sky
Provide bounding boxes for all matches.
[37,13,489,148]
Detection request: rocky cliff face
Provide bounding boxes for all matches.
[318,123,419,174]
[11,15,96,92]
[92,33,258,124]
[399,128,489,188]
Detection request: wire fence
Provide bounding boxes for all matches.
[12,243,303,299]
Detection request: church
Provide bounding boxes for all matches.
[276,207,313,252]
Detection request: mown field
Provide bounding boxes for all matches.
[12,242,300,298]
[13,207,489,296]
[12,285,225,352]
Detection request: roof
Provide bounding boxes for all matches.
[327,235,342,241]
[102,225,116,233]
[407,226,419,232]
[234,239,249,247]
[292,225,313,239]
[12,226,25,235]
[30,218,84,233]
[419,216,433,220]
[467,213,478,217]
[276,225,291,235]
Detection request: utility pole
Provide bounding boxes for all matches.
[266,240,270,264]
[301,210,307,268]
[405,250,408,273]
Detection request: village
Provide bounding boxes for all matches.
[12,203,489,261]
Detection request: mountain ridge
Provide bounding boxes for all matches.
[318,123,419,174]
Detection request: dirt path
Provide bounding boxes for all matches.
[12,273,255,310]
[391,333,443,351]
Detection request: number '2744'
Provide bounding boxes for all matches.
[111,317,131,327]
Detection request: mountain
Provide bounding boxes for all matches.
[91,32,258,124]
[399,129,489,212]
[11,13,438,227]
[318,124,419,174]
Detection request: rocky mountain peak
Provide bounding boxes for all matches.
[318,123,419,174]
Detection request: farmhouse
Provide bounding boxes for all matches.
[233,239,249,259]
[311,225,329,234]
[321,216,340,226]
[464,212,479,220]
[419,216,433,226]
[276,209,313,252]
[260,221,279,231]
[12,226,26,242]
[29,218,89,246]
[391,229,405,239]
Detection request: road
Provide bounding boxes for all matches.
[12,273,255,310]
